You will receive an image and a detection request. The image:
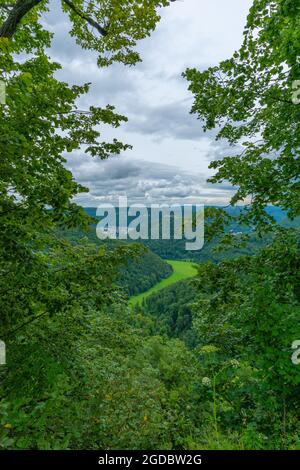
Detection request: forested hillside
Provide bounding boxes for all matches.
[83,206,300,262]
[56,227,174,297]
[138,279,197,347]
[118,249,172,296]
[142,232,269,262]
[135,230,300,449]
[58,218,275,263]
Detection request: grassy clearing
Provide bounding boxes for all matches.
[129,260,198,306]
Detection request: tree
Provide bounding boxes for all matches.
[0,0,173,335]
[183,3,300,445]
[0,0,172,230]
[0,0,171,65]
[184,0,300,225]
[1,1,203,453]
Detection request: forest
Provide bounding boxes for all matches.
[0,0,300,454]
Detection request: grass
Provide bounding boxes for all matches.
[129,260,198,306]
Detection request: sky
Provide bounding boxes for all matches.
[44,0,253,206]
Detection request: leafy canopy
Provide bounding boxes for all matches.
[0,0,172,334]
[184,0,300,225]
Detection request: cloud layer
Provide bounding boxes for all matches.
[68,154,235,206]
[43,0,253,205]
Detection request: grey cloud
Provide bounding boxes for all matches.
[67,154,234,206]
[125,98,216,142]
[40,0,251,206]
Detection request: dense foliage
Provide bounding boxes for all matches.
[132,229,300,449]
[138,279,197,347]
[118,248,172,297]
[1,305,206,450]
[190,229,300,449]
[184,0,300,226]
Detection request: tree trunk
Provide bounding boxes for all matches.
[0,0,42,38]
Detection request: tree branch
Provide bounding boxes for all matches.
[62,0,107,37]
[0,0,108,39]
[3,310,49,338]
[0,0,42,38]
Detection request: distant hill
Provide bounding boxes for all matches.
[83,205,294,245]
[80,205,297,262]
[83,205,289,225]
[57,227,173,297]
[118,248,172,297]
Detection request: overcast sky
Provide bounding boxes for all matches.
[44,0,253,206]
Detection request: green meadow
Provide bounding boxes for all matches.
[129,260,198,306]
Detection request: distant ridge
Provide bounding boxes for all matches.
[83,205,289,225]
